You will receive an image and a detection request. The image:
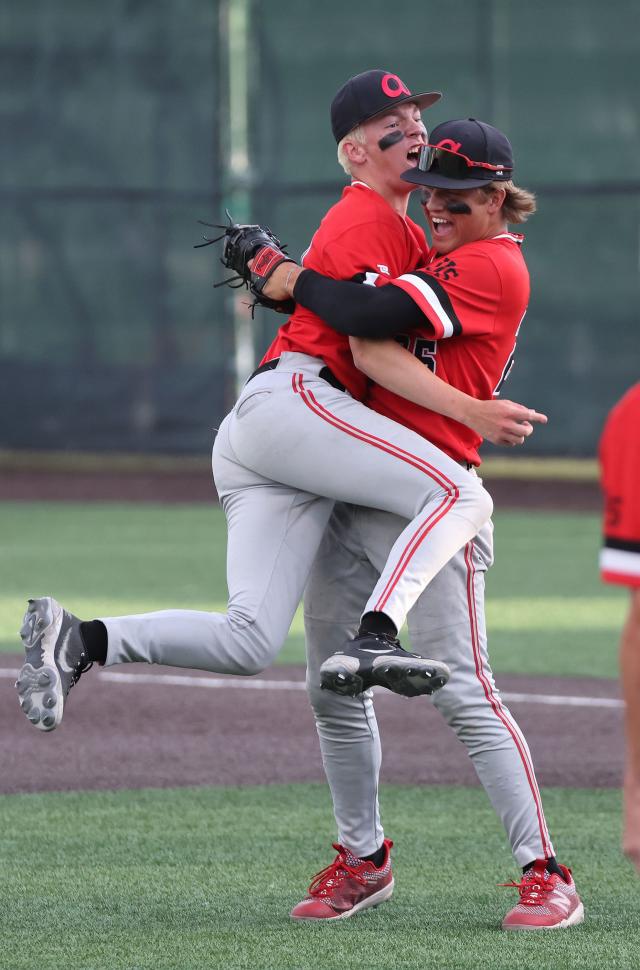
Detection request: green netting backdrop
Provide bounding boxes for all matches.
[2,0,638,455]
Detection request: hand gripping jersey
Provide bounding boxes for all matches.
[262,181,427,400]
[366,233,530,465]
[599,383,640,587]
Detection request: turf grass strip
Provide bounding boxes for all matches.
[0,784,637,970]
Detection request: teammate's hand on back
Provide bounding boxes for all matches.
[469,398,548,447]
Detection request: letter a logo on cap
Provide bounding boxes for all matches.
[436,138,463,152]
[381,73,411,98]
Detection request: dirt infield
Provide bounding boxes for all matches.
[0,467,602,510]
[1,657,623,796]
[3,467,613,799]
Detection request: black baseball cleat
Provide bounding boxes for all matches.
[16,597,92,732]
[319,633,451,698]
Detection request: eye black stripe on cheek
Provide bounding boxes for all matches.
[377,130,405,151]
[445,200,472,215]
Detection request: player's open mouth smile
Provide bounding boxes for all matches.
[430,216,454,238]
[406,145,422,166]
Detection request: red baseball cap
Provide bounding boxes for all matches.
[330,69,442,143]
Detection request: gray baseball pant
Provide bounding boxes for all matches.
[304,501,555,867]
[103,354,492,675]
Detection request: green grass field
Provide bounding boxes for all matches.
[1,500,633,969]
[0,785,637,970]
[0,501,626,676]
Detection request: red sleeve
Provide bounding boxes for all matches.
[386,250,501,340]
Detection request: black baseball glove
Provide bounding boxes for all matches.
[195,211,296,314]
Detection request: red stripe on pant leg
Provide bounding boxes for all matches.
[373,492,458,611]
[296,376,459,493]
[293,374,463,616]
[464,543,553,858]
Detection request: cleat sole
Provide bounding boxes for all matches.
[320,668,364,697]
[319,643,451,699]
[372,661,451,698]
[16,663,63,732]
[16,596,89,733]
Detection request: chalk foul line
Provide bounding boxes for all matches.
[0,667,624,708]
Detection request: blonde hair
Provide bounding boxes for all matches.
[479,180,537,224]
[337,124,367,175]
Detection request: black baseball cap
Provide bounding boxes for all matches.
[330,69,441,144]
[401,118,514,189]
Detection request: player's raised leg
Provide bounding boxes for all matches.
[227,356,490,696]
[16,414,335,731]
[102,433,334,675]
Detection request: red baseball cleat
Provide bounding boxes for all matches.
[501,859,584,930]
[290,839,394,921]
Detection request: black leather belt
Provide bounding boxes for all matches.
[248,357,346,393]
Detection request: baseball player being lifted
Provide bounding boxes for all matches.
[16,73,542,735]
[251,119,583,930]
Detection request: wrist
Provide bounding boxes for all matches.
[291,267,310,299]
[451,391,478,425]
[284,266,296,296]
[284,265,302,296]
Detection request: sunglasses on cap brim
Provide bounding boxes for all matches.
[417,145,512,180]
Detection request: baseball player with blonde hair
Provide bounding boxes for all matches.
[17,72,534,733]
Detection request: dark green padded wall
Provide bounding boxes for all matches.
[2,0,637,454]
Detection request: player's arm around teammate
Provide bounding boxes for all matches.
[251,254,545,448]
[256,235,546,451]
[347,336,544,445]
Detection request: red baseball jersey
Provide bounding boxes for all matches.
[262,181,427,400]
[366,233,530,465]
[599,383,640,587]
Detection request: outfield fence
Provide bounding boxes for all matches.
[2,0,638,456]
